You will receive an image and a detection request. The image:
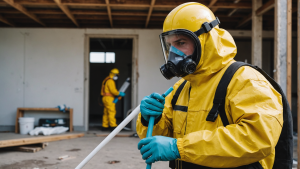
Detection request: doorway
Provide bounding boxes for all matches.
[88,38,133,130]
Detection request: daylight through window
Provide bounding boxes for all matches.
[89,52,115,63]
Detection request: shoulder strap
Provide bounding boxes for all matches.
[206,62,248,126]
[171,80,187,108]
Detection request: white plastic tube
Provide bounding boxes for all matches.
[75,105,140,169]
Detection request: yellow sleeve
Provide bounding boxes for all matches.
[177,73,283,167]
[136,79,186,139]
[106,79,119,96]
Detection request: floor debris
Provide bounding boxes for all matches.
[108,160,120,164]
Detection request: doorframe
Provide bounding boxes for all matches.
[84,34,139,131]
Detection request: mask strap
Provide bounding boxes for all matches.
[194,17,220,36]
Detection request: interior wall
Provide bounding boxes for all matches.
[0,28,179,131]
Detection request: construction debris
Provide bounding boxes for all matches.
[58,155,76,161]
[108,160,120,164]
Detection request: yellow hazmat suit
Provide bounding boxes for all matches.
[136,3,283,169]
[101,68,120,128]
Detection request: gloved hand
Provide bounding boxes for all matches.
[138,136,180,164]
[118,92,126,97]
[140,93,165,121]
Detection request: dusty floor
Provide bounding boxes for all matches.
[0,132,298,169]
[0,131,168,169]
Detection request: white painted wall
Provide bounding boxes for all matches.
[0,28,178,131]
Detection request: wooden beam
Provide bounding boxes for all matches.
[252,0,262,68]
[0,14,15,26]
[145,0,155,28]
[287,0,292,105]
[54,0,79,27]
[211,8,218,13]
[274,0,287,94]
[256,0,274,16]
[3,0,45,26]
[0,133,84,148]
[298,0,300,168]
[236,13,252,28]
[208,0,218,8]
[227,9,238,17]
[105,0,113,27]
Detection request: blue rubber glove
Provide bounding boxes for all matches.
[140,93,165,121]
[138,136,180,164]
[118,92,126,97]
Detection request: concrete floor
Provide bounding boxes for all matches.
[0,132,298,169]
[0,131,169,169]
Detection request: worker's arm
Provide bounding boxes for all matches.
[177,68,283,168]
[106,79,120,96]
[136,79,186,139]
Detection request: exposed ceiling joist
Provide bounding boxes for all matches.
[228,9,238,17]
[145,0,155,28]
[54,0,79,27]
[0,14,15,26]
[208,0,218,12]
[236,13,252,28]
[255,0,274,16]
[105,0,113,27]
[3,0,45,26]
[237,0,274,28]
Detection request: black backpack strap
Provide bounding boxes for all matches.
[206,62,248,126]
[171,80,187,108]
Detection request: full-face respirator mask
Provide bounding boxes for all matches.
[159,17,220,80]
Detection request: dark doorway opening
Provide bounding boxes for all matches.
[89,38,133,130]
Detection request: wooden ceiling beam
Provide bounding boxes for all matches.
[3,0,45,26]
[228,9,238,17]
[236,0,274,28]
[145,0,155,28]
[105,0,113,27]
[256,0,274,16]
[54,0,79,27]
[208,0,218,13]
[0,14,15,26]
[236,13,252,28]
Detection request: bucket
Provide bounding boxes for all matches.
[19,117,35,135]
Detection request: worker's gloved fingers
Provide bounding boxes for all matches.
[150,93,165,104]
[140,142,152,155]
[137,137,152,150]
[145,155,156,164]
[142,148,152,160]
[141,102,163,113]
[119,92,126,97]
[143,96,164,109]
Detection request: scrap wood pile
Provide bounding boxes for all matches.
[0,133,84,153]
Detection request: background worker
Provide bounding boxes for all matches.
[101,68,125,131]
[136,2,286,169]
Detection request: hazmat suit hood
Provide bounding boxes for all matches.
[162,2,237,85]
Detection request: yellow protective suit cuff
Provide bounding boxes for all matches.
[177,138,186,160]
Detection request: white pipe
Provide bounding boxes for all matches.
[75,105,141,169]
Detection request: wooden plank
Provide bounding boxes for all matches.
[105,0,113,27]
[0,14,15,26]
[286,0,292,106]
[256,0,274,16]
[54,0,79,27]
[252,0,262,68]
[298,1,300,168]
[18,108,67,111]
[274,0,287,94]
[69,109,73,132]
[0,133,84,148]
[145,0,155,28]
[236,13,252,28]
[3,0,45,26]
[208,0,218,8]
[227,9,238,17]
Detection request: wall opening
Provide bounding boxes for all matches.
[88,38,133,130]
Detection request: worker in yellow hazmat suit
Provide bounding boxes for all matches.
[101,68,125,131]
[136,3,283,169]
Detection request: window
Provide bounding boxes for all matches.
[89,52,115,63]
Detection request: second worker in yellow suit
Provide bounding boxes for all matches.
[101,68,125,131]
